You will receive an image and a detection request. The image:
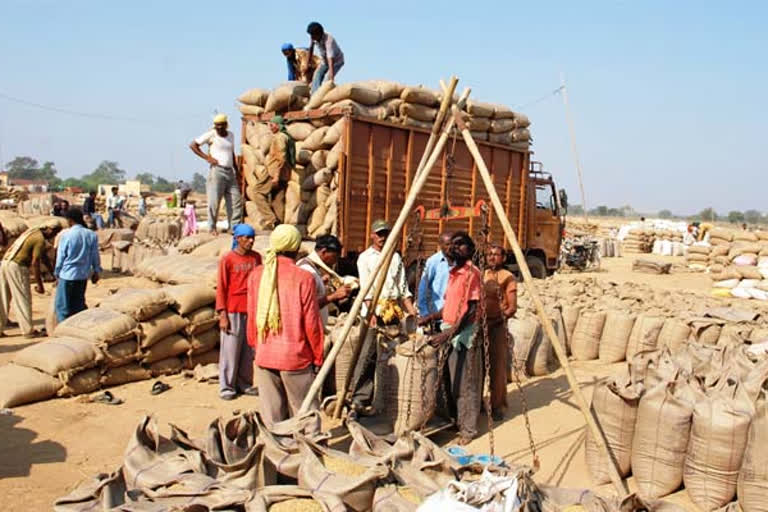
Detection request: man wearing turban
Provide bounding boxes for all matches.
[246,225,323,426]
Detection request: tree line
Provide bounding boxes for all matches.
[568,203,766,225]
[3,156,206,195]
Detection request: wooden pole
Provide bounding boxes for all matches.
[330,78,462,418]
[297,87,465,415]
[452,106,629,497]
[560,73,588,223]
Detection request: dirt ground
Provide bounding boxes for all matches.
[0,254,714,510]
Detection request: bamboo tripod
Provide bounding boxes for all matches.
[298,77,629,497]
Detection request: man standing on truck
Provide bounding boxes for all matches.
[417,231,454,327]
[0,222,61,338]
[306,22,344,92]
[250,115,295,230]
[482,244,517,421]
[189,114,243,235]
[282,43,317,83]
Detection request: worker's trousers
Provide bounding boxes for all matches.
[54,278,87,322]
[207,166,243,232]
[219,312,254,398]
[0,260,33,335]
[253,364,319,430]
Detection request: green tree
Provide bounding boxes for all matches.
[698,208,718,222]
[6,156,59,183]
[590,205,609,216]
[134,172,155,187]
[728,210,745,224]
[658,209,673,219]
[191,172,206,193]
[61,177,89,189]
[153,177,175,193]
[81,160,126,188]
[744,209,762,225]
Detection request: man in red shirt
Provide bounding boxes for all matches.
[216,224,262,400]
[419,231,483,444]
[247,225,324,427]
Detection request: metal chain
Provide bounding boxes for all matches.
[474,206,495,457]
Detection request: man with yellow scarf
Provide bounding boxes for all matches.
[246,225,323,427]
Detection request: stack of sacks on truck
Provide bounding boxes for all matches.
[113,215,183,273]
[0,285,220,408]
[585,332,768,511]
[709,228,768,300]
[237,80,532,236]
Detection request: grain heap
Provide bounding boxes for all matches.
[0,284,220,408]
[708,227,768,300]
[237,80,532,236]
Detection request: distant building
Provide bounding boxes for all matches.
[98,180,150,197]
[0,172,8,188]
[8,178,49,193]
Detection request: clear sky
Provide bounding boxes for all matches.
[0,1,765,215]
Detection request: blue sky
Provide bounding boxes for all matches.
[0,1,765,215]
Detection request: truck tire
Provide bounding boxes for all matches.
[525,256,547,279]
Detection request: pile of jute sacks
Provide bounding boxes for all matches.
[623,228,684,255]
[237,80,532,237]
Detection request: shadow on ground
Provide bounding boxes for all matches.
[0,414,67,478]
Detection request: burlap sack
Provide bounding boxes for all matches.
[630,350,678,390]
[184,349,220,369]
[528,317,559,376]
[306,80,336,109]
[323,83,381,106]
[13,337,100,377]
[508,315,541,373]
[399,103,437,122]
[176,233,215,254]
[101,363,151,387]
[54,308,137,346]
[586,374,643,484]
[330,312,363,396]
[302,126,330,151]
[735,231,759,242]
[184,307,217,336]
[710,228,734,241]
[297,438,389,512]
[165,285,216,315]
[599,311,636,363]
[103,339,140,368]
[59,367,102,397]
[560,305,581,355]
[465,100,494,117]
[189,329,219,355]
[139,310,189,348]
[571,311,606,361]
[96,288,170,321]
[625,315,664,361]
[149,356,183,376]
[256,410,323,480]
[248,485,346,511]
[371,484,422,511]
[657,318,691,354]
[685,379,754,510]
[688,318,724,345]
[400,87,438,107]
[738,386,768,512]
[0,363,63,407]
[142,334,191,364]
[238,104,264,115]
[326,140,342,170]
[264,81,310,112]
[632,378,700,499]
[285,121,315,141]
[238,88,269,106]
[463,116,491,131]
[321,117,345,147]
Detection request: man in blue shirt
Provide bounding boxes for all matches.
[417,231,454,323]
[54,208,102,322]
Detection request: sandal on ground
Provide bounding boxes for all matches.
[151,381,171,395]
[93,391,123,405]
[23,330,45,339]
[241,386,259,396]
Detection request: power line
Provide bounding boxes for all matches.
[0,91,210,124]
[515,86,564,111]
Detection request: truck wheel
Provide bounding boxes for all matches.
[525,256,547,279]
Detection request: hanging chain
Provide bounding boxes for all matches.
[474,205,495,457]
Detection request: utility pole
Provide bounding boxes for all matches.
[560,73,588,223]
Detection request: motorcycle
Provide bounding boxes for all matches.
[561,237,601,272]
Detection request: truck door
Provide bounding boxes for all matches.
[532,179,562,269]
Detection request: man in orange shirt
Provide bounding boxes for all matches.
[419,232,483,444]
[216,224,262,400]
[483,245,517,420]
[247,225,323,427]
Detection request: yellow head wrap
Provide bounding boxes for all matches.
[213,113,228,125]
[256,224,302,339]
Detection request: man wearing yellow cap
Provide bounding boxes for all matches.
[246,224,323,427]
[189,114,243,234]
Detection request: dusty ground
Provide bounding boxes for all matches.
[0,254,715,510]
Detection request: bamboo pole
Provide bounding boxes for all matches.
[297,86,465,415]
[452,106,629,497]
[329,78,462,418]
[560,73,588,223]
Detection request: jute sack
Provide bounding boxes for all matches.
[184,307,217,336]
[492,104,516,119]
[331,312,363,395]
[139,310,189,348]
[688,318,724,345]
[625,315,664,361]
[400,86,438,107]
[96,288,170,321]
[632,378,700,500]
[58,367,102,397]
[255,410,322,480]
[738,386,768,512]
[176,233,215,254]
[684,379,755,510]
[248,485,346,512]
[149,356,183,376]
[301,126,329,151]
[101,363,151,387]
[142,334,191,364]
[0,363,63,407]
[286,122,315,141]
[464,100,494,117]
[687,245,711,255]
[599,311,636,363]
[371,484,423,511]
[736,265,763,280]
[297,437,389,512]
[326,140,342,169]
[735,231,759,242]
[306,80,335,109]
[102,339,140,368]
[264,81,310,112]
[322,83,382,106]
[13,337,100,377]
[657,318,691,354]
[311,149,329,170]
[165,285,216,315]
[238,104,264,115]
[571,311,607,361]
[528,316,559,376]
[189,328,219,355]
[561,305,581,355]
[321,117,345,146]
[190,237,231,258]
[463,116,491,131]
[586,374,644,484]
[710,228,734,241]
[629,350,678,390]
[399,103,437,122]
[54,308,137,346]
[507,315,541,373]
[238,88,269,106]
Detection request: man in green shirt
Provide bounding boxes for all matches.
[0,224,60,337]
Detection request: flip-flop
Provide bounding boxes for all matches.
[92,391,123,405]
[151,381,171,395]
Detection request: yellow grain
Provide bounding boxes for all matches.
[269,498,323,512]
[320,454,367,477]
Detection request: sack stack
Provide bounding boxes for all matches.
[113,215,185,274]
[237,80,532,236]
[622,229,652,254]
[708,228,768,300]
[0,284,220,408]
[0,211,29,257]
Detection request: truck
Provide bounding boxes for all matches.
[242,108,566,277]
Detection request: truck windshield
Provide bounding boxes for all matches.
[535,184,556,214]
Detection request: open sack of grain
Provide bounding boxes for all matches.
[0,284,220,408]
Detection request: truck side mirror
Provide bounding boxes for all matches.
[559,189,568,213]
